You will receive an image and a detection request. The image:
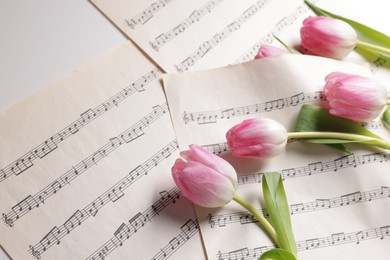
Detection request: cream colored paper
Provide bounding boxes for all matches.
[90,0,338,71]
[0,42,205,260]
[164,55,390,259]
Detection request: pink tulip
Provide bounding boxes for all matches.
[300,16,357,59]
[324,72,388,121]
[254,45,289,59]
[172,144,238,208]
[226,118,288,159]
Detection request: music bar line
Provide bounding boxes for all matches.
[1,103,168,227]
[150,219,199,260]
[0,67,162,184]
[207,186,390,228]
[182,91,324,125]
[217,225,390,260]
[234,2,311,63]
[125,0,173,29]
[149,0,224,51]
[174,0,271,72]
[85,186,181,260]
[235,153,389,186]
[28,140,178,258]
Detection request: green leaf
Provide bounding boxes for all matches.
[382,106,390,130]
[262,173,297,257]
[304,0,390,48]
[354,46,390,65]
[293,104,385,152]
[326,143,351,154]
[304,0,390,60]
[273,35,301,54]
[259,249,297,260]
[295,104,383,137]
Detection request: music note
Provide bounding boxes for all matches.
[331,232,346,244]
[113,223,130,246]
[88,197,104,217]
[79,109,97,124]
[40,226,61,251]
[107,187,125,202]
[128,212,146,233]
[340,191,362,206]
[64,210,84,234]
[34,139,58,159]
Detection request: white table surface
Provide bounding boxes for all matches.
[0,0,125,259]
[0,0,387,259]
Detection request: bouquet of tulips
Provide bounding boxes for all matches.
[170,2,390,260]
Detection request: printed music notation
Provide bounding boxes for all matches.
[150,219,199,260]
[207,186,390,228]
[182,91,324,125]
[0,67,161,184]
[202,142,230,155]
[217,225,390,260]
[234,3,311,63]
[202,139,310,156]
[85,186,181,260]
[236,153,389,186]
[174,0,271,72]
[27,140,178,258]
[125,0,173,29]
[1,103,168,227]
[149,0,223,51]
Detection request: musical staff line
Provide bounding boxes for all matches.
[202,139,298,155]
[234,2,311,63]
[236,153,389,186]
[174,0,271,72]
[85,186,181,260]
[182,91,324,125]
[0,67,162,184]
[2,103,168,228]
[207,186,390,228]
[27,140,178,258]
[202,142,230,155]
[125,0,173,29]
[150,219,199,260]
[217,224,390,260]
[149,0,223,51]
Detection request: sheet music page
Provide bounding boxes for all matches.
[0,42,205,260]
[91,0,382,74]
[164,55,390,259]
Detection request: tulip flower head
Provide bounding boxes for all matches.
[300,16,357,59]
[172,144,238,208]
[254,44,289,59]
[226,118,288,159]
[324,72,388,122]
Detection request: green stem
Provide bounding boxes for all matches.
[356,40,390,56]
[233,194,280,246]
[387,99,390,106]
[288,131,390,149]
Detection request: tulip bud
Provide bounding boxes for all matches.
[300,16,357,59]
[172,144,238,208]
[254,45,289,59]
[324,72,388,122]
[226,118,288,159]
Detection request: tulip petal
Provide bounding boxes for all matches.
[172,161,236,208]
[323,72,388,121]
[226,118,287,159]
[180,144,237,185]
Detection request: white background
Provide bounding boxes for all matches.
[0,0,388,259]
